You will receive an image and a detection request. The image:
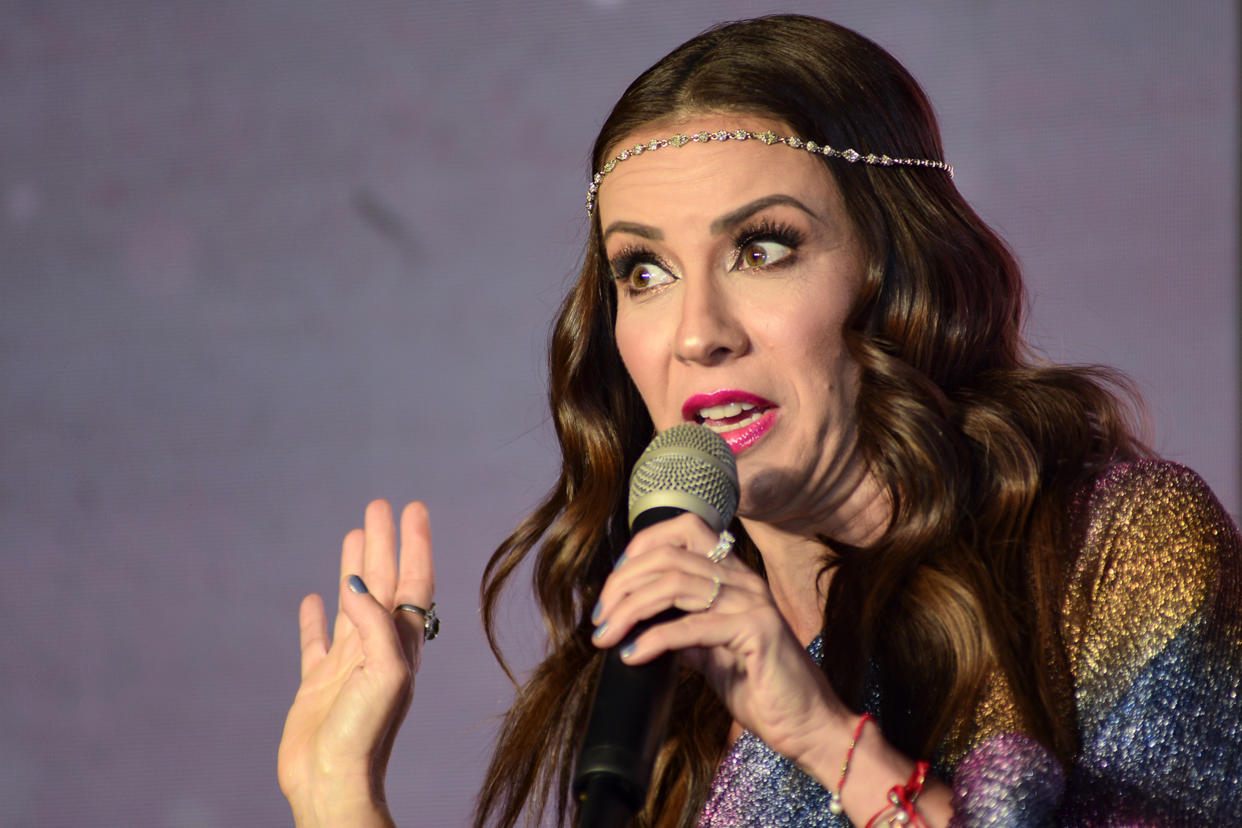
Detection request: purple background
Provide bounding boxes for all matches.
[2,2,1237,825]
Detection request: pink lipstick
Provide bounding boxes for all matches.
[682,390,778,454]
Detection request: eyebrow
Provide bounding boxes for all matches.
[602,194,819,243]
[709,195,819,234]
[601,221,663,242]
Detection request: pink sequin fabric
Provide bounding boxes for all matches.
[698,461,1242,826]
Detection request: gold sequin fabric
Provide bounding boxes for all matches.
[698,461,1242,826]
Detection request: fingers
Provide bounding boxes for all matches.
[333,528,367,644]
[393,502,435,664]
[338,575,411,688]
[593,561,763,648]
[618,599,786,666]
[298,593,329,679]
[397,502,434,605]
[601,513,721,605]
[593,569,718,645]
[339,525,365,584]
[328,499,435,666]
[332,500,402,642]
[623,511,720,561]
[363,500,398,604]
[592,513,760,650]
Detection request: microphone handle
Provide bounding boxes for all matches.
[574,507,691,826]
[576,774,638,828]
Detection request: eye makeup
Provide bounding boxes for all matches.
[606,213,810,297]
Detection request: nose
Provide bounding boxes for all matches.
[672,273,748,365]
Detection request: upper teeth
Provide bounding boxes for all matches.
[698,401,756,420]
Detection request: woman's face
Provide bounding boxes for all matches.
[598,115,872,525]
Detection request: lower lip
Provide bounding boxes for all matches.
[712,410,777,454]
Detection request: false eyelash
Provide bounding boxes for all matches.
[607,243,660,283]
[606,217,807,289]
[730,219,806,266]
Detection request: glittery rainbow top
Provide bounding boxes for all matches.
[697,461,1242,826]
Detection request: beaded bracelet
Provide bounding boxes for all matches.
[863,760,930,828]
[828,713,873,815]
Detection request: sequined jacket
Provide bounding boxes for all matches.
[698,461,1242,826]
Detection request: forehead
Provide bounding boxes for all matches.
[596,119,842,227]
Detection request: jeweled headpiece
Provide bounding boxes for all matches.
[585,128,953,213]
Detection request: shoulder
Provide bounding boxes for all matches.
[1073,459,1237,545]
[1061,459,1241,715]
[1068,459,1239,590]
[1064,459,1240,627]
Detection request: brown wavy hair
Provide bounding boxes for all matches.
[473,15,1146,827]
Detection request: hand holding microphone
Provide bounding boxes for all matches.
[575,424,852,827]
[574,423,738,826]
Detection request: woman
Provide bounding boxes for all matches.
[278,15,1242,827]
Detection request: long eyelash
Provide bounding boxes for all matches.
[731,218,806,257]
[607,243,660,283]
[607,219,804,288]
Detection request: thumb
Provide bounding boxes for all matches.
[339,575,411,689]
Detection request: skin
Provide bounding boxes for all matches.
[277,113,951,826]
[591,114,952,824]
[278,500,433,826]
[600,114,890,644]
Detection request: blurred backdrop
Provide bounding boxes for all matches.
[2,1,1237,825]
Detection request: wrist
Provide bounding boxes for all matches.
[836,722,953,828]
[287,762,394,828]
[290,789,396,828]
[786,704,857,790]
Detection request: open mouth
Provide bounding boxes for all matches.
[682,391,777,453]
[694,400,768,433]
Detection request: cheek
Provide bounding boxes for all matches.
[766,301,848,362]
[815,332,859,401]
[778,309,858,404]
[613,312,640,380]
[614,313,664,410]
[820,341,863,430]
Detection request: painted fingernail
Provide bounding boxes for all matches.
[613,553,626,569]
[620,642,636,659]
[592,622,608,640]
[591,601,603,624]
[347,574,369,594]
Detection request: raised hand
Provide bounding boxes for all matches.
[278,500,435,827]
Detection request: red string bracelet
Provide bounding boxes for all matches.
[863,760,931,828]
[828,712,872,815]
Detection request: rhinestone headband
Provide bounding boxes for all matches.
[585,128,953,213]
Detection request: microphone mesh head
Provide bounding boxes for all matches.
[628,423,739,533]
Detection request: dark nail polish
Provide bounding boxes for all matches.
[591,601,603,624]
[613,553,627,569]
[347,574,369,594]
[620,642,636,659]
[592,622,608,639]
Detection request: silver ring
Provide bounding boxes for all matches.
[394,602,440,641]
[706,529,735,564]
[703,576,722,611]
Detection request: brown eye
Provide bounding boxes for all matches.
[736,239,792,270]
[624,262,674,293]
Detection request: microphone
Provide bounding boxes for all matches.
[574,423,739,828]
